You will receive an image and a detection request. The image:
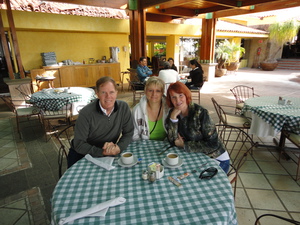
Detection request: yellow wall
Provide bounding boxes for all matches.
[17,30,130,70]
[1,10,130,72]
[147,21,201,37]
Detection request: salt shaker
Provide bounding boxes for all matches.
[142,170,148,180]
[148,171,156,183]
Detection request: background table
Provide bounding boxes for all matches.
[30,87,96,113]
[243,96,300,137]
[51,140,237,225]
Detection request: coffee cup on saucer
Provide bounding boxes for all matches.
[121,152,134,165]
[166,153,179,166]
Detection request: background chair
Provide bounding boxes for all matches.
[216,124,258,197]
[230,85,259,114]
[211,97,251,129]
[126,78,145,105]
[0,95,41,139]
[54,123,75,178]
[279,130,300,181]
[15,82,34,107]
[191,89,201,104]
[39,99,72,141]
[254,213,300,225]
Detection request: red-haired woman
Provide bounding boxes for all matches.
[165,81,230,173]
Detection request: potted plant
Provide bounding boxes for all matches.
[260,19,299,71]
[215,40,245,76]
[215,41,229,77]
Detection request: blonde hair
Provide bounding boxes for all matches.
[145,76,165,93]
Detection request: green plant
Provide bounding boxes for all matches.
[215,40,245,69]
[264,19,299,62]
[154,42,166,56]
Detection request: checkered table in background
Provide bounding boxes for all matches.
[30,87,96,111]
[51,140,237,225]
[243,96,300,134]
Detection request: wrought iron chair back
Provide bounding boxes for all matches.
[230,85,259,114]
[211,97,251,129]
[39,98,72,141]
[216,124,258,197]
[54,123,75,178]
[15,83,34,107]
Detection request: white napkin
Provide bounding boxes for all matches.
[58,197,126,225]
[85,154,115,170]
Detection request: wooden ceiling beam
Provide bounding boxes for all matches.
[205,0,241,7]
[44,0,128,8]
[214,0,300,18]
[140,0,174,9]
[144,0,190,9]
[146,7,196,18]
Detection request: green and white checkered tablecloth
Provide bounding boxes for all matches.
[51,140,237,225]
[30,87,96,111]
[243,96,300,134]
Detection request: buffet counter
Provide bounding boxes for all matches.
[30,63,121,91]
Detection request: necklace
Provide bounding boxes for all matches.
[149,100,162,135]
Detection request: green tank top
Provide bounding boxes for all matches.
[149,118,166,141]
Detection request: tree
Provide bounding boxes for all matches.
[265,19,299,62]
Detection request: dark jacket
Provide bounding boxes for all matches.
[165,103,226,159]
[188,67,204,87]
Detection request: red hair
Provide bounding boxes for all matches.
[166,81,192,107]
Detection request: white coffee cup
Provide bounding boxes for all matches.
[166,153,179,166]
[121,152,134,165]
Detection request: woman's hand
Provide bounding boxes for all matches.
[174,134,184,148]
[170,109,181,120]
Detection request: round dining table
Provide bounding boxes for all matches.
[51,140,237,225]
[242,96,300,137]
[30,87,96,114]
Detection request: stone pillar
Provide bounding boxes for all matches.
[201,63,218,81]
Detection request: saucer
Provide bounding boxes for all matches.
[118,156,138,168]
[162,157,183,169]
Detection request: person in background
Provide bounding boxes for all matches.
[67,76,134,167]
[167,57,178,71]
[137,56,153,83]
[185,59,204,90]
[165,81,230,173]
[158,61,180,95]
[132,77,169,141]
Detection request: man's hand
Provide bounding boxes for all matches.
[102,142,121,156]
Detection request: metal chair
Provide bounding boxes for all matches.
[216,124,258,198]
[54,123,75,178]
[254,213,300,225]
[279,130,300,181]
[0,95,41,139]
[211,97,251,129]
[191,89,201,104]
[39,99,72,141]
[126,78,145,105]
[15,82,34,107]
[230,85,259,114]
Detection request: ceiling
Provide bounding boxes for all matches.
[45,0,300,20]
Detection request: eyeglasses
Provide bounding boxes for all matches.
[199,167,218,180]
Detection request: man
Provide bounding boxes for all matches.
[158,61,180,95]
[136,56,152,83]
[67,76,134,167]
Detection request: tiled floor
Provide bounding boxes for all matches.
[0,68,300,225]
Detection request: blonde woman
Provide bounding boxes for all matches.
[132,77,169,141]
